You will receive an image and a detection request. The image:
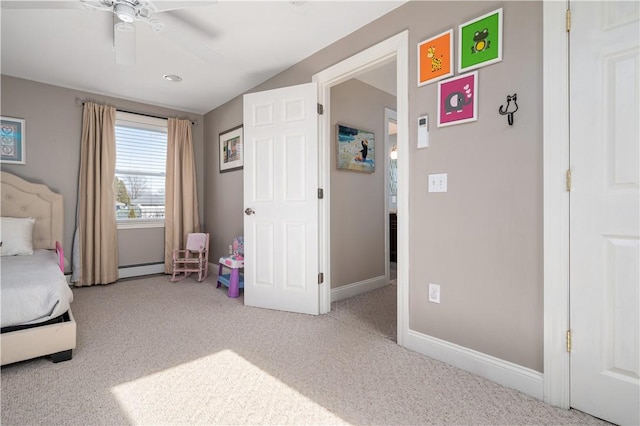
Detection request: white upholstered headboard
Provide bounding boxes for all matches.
[1,171,63,250]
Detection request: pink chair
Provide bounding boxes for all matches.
[171,233,210,282]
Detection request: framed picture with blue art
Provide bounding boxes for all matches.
[458,8,503,73]
[336,124,375,173]
[1,116,26,164]
[219,125,243,173]
[437,71,478,127]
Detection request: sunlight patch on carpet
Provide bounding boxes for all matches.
[111,349,348,424]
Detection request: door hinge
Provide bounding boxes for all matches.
[318,188,324,199]
[566,169,572,192]
[566,9,571,32]
[566,329,572,352]
[318,272,324,284]
[317,103,324,115]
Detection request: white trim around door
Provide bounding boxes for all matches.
[542,1,570,409]
[313,30,409,346]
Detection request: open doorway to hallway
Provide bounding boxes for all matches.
[328,60,398,342]
[315,30,408,345]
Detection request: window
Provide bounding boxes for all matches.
[115,112,167,227]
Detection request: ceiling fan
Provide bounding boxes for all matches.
[1,0,219,66]
[78,0,219,65]
[81,0,165,32]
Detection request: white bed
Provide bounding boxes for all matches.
[1,171,76,366]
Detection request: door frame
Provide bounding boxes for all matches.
[313,31,409,346]
[543,1,571,408]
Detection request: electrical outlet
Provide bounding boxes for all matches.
[228,245,233,255]
[428,283,441,304]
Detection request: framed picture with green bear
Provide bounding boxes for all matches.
[458,8,503,73]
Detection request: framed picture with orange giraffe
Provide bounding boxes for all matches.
[417,29,453,87]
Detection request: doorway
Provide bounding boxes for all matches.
[313,31,409,346]
[325,70,398,341]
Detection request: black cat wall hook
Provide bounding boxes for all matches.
[499,93,518,126]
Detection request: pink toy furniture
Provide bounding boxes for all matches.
[171,233,210,282]
[217,255,244,298]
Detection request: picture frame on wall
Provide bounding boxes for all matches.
[437,71,478,127]
[458,8,503,73]
[417,29,454,86]
[219,125,243,173]
[0,116,26,165]
[336,124,375,173]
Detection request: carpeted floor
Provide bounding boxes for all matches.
[329,281,397,342]
[1,274,606,425]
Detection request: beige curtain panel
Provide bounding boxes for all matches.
[76,102,119,286]
[165,117,200,274]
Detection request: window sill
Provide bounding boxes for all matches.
[117,220,165,230]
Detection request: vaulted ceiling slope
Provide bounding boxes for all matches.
[0,0,405,114]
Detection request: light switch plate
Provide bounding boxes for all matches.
[428,173,447,192]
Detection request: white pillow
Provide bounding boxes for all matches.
[0,217,35,256]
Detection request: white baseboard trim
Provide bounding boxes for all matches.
[119,263,165,279]
[331,275,388,303]
[405,329,544,400]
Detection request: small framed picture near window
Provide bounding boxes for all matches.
[336,124,375,173]
[418,29,454,86]
[437,71,478,127]
[219,125,243,173]
[458,8,503,73]
[1,116,26,164]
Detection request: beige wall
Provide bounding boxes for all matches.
[203,97,244,261]
[204,1,543,372]
[0,75,204,271]
[330,79,396,288]
[408,2,543,372]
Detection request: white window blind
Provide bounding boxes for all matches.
[114,112,167,222]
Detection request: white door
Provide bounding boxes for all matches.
[569,2,640,424]
[243,82,319,315]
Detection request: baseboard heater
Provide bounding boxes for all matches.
[118,262,165,278]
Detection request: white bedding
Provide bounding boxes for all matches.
[1,250,73,328]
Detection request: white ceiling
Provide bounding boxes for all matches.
[0,0,404,114]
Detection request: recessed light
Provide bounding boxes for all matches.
[163,74,182,82]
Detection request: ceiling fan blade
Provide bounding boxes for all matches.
[151,1,217,13]
[79,0,112,11]
[0,1,82,9]
[114,22,136,65]
[153,13,222,65]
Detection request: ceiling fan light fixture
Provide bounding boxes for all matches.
[114,3,135,23]
[163,74,183,82]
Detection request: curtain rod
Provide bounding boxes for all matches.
[75,98,197,126]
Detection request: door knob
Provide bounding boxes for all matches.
[244,208,255,215]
